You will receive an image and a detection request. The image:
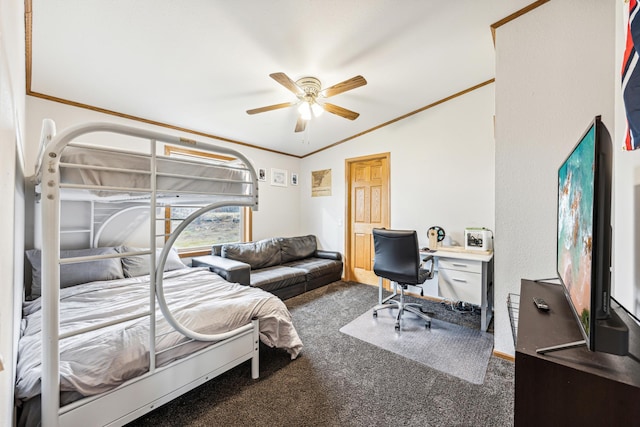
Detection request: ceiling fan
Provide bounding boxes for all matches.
[246,72,367,132]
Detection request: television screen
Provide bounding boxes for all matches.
[557,121,597,341]
[551,117,628,356]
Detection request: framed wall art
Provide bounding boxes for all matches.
[271,168,288,187]
[257,167,267,182]
[311,169,332,196]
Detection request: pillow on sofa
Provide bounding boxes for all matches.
[280,235,317,263]
[222,238,281,269]
[26,247,125,298]
[117,246,186,278]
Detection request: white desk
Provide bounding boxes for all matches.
[429,249,493,332]
[377,248,494,331]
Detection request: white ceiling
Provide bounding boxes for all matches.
[29,0,535,157]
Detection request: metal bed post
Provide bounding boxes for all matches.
[149,138,157,372]
[89,201,95,248]
[41,144,62,427]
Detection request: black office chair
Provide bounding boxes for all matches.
[372,228,434,330]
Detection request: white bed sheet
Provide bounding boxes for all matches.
[15,268,303,401]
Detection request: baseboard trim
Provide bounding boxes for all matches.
[493,350,515,362]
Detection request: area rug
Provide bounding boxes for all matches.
[339,307,494,384]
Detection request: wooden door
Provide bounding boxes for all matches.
[345,153,390,285]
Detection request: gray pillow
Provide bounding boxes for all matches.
[26,247,125,298]
[280,235,317,263]
[118,246,186,278]
[222,238,281,269]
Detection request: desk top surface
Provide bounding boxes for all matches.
[419,248,493,262]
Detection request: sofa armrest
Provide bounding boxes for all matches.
[192,255,251,285]
[314,250,342,261]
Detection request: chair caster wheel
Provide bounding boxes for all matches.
[373,311,377,317]
[395,323,400,330]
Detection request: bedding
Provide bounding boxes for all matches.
[25,246,188,298]
[116,246,187,277]
[59,146,251,197]
[25,247,125,298]
[15,267,303,403]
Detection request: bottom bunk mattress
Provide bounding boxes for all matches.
[15,267,303,422]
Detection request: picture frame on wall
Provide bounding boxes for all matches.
[257,168,267,182]
[311,169,332,196]
[271,168,288,187]
[291,172,298,186]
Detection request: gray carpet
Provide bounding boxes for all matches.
[340,307,494,384]
[127,281,515,426]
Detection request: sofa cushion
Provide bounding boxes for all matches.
[279,235,317,263]
[222,238,281,269]
[283,257,343,280]
[192,255,251,285]
[249,265,307,293]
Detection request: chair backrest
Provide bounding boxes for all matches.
[372,228,421,284]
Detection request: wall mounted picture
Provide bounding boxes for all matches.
[271,168,288,187]
[257,168,267,182]
[311,169,332,197]
[291,173,298,186]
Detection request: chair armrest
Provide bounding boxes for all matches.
[421,255,435,278]
[314,250,342,261]
[192,255,251,285]
[422,254,434,264]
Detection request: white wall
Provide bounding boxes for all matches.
[300,83,495,257]
[0,0,25,424]
[25,97,304,244]
[614,0,640,315]
[615,145,640,316]
[494,0,623,356]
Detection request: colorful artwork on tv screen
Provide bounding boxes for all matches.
[557,125,595,336]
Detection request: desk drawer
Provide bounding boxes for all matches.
[438,269,481,305]
[438,258,482,274]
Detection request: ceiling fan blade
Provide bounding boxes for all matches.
[246,101,296,115]
[320,75,367,98]
[295,116,307,133]
[270,72,304,97]
[323,103,360,120]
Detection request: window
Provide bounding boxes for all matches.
[165,146,251,256]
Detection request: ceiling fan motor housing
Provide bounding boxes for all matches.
[296,77,321,100]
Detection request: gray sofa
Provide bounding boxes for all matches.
[192,235,343,299]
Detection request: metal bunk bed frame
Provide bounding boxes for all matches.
[35,121,261,426]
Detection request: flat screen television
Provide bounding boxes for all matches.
[555,115,628,356]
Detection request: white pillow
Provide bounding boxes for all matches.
[117,246,186,278]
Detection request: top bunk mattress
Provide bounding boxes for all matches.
[59,145,252,200]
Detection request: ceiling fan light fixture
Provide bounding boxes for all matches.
[298,102,312,120]
[311,102,324,117]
